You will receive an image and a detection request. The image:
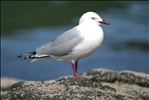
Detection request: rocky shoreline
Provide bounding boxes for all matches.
[1,69,149,100]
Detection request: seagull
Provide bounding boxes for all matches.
[18,11,109,78]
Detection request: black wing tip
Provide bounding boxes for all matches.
[17,55,26,60]
[17,55,22,58]
[17,51,51,60]
[17,51,36,59]
[30,51,36,55]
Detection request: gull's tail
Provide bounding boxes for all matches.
[18,51,50,62]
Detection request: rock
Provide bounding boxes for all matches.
[83,69,149,87]
[1,69,149,100]
[1,77,22,88]
[1,77,23,99]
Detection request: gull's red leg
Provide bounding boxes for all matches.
[70,61,84,78]
[75,61,78,73]
[71,61,77,77]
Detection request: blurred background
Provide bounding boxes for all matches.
[1,1,149,81]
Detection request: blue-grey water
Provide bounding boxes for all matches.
[1,2,149,81]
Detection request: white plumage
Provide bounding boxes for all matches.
[18,11,109,78]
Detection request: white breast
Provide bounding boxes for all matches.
[71,24,104,60]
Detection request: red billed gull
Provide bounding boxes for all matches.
[18,11,109,78]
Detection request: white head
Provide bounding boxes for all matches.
[79,12,109,25]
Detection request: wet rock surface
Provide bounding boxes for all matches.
[1,69,149,100]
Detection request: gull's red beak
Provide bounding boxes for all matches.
[99,20,110,25]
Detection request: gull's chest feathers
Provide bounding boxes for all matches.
[79,24,104,46]
[79,23,103,41]
[71,24,104,59]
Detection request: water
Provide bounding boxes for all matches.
[1,2,149,81]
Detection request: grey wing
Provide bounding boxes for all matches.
[36,26,83,56]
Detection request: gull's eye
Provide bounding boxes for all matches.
[91,17,95,20]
